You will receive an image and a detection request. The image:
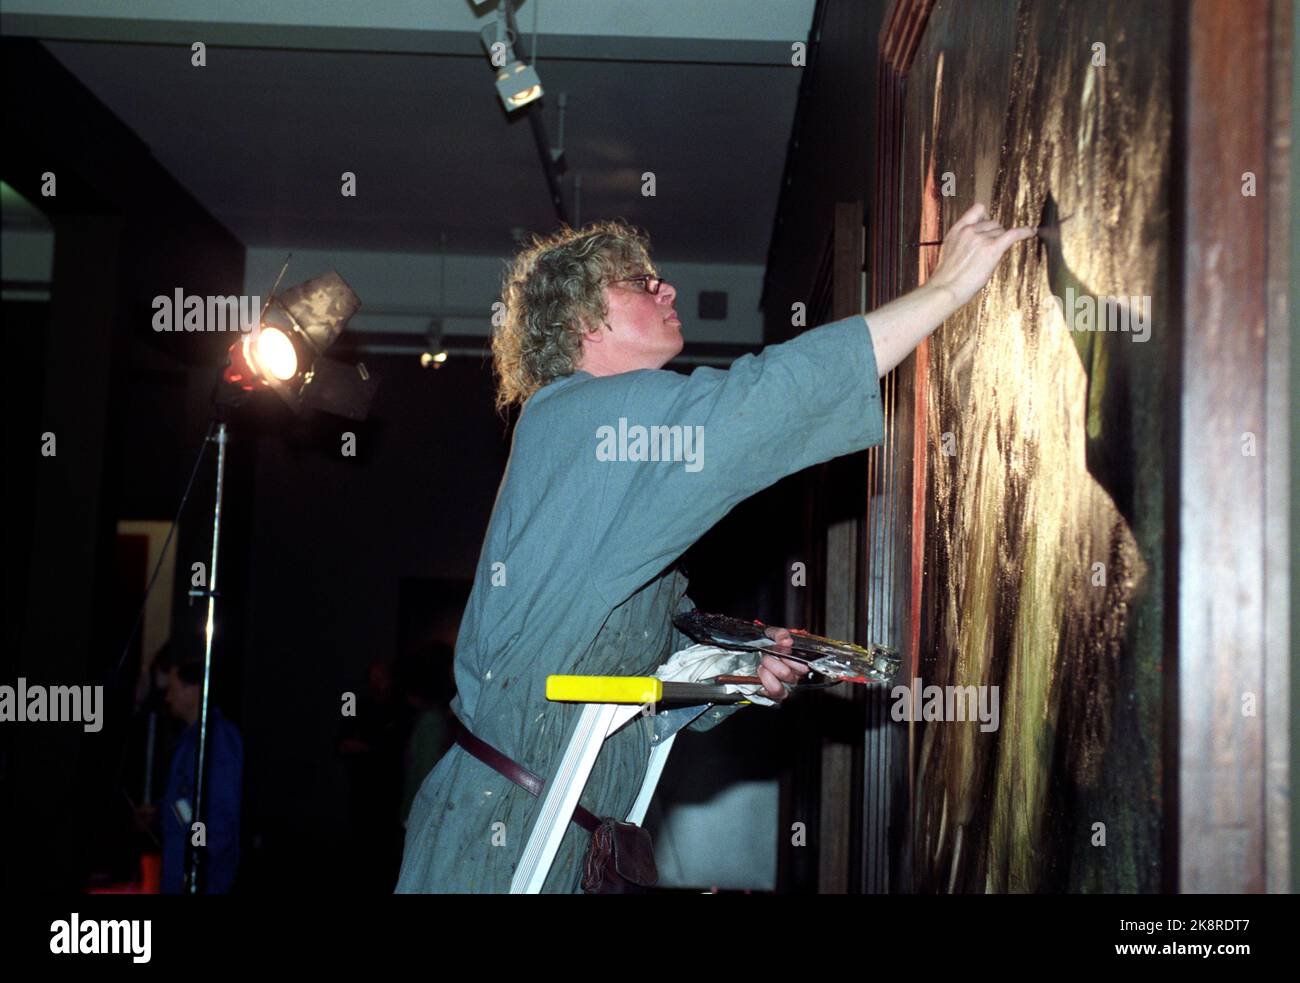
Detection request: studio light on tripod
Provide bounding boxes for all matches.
[186,266,375,892]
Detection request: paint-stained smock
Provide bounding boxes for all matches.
[395,313,886,892]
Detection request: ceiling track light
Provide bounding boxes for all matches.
[477,1,543,112]
[421,234,450,369]
[496,59,544,111]
[470,0,566,223]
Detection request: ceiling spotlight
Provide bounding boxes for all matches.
[477,2,542,112]
[421,317,448,369]
[496,58,543,111]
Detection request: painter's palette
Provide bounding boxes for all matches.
[672,610,901,685]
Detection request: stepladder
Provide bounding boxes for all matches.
[508,674,752,893]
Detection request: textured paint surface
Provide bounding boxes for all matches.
[900,0,1170,892]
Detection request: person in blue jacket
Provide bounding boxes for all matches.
[396,204,1032,893]
[143,648,243,894]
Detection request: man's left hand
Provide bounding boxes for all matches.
[758,626,809,702]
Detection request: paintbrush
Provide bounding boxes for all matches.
[909,210,1072,247]
[713,673,868,687]
[674,610,902,684]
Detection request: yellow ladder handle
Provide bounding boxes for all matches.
[546,675,663,704]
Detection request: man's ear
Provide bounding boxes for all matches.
[574,323,600,373]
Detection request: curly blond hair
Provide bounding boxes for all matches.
[492,219,657,414]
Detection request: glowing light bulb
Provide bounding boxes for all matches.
[254,327,298,381]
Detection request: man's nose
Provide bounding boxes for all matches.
[658,280,677,303]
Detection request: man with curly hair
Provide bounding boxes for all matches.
[396,204,1032,892]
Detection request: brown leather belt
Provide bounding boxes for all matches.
[453,716,600,833]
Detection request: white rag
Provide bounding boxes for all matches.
[654,643,779,707]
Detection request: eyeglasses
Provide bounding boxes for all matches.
[612,273,665,295]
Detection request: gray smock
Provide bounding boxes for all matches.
[395,313,885,892]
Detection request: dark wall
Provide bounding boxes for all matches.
[1,38,247,889]
[762,0,886,342]
[235,354,509,887]
[758,0,888,892]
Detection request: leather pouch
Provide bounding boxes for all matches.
[580,818,658,894]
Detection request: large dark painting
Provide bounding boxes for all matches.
[891,0,1172,892]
